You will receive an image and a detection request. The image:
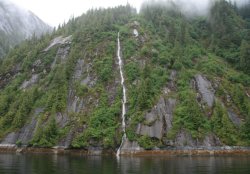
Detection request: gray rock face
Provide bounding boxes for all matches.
[16,115,39,145]
[20,74,39,90]
[136,70,177,140]
[172,130,221,147]
[42,35,72,70]
[73,59,96,87]
[67,85,85,113]
[202,134,222,147]
[227,109,242,127]
[119,139,142,154]
[174,129,196,146]
[1,132,19,145]
[0,108,43,145]
[55,57,90,146]
[56,122,87,149]
[58,130,75,148]
[44,35,72,52]
[168,70,177,91]
[137,119,163,139]
[51,45,71,68]
[57,46,71,62]
[163,70,177,95]
[194,74,215,107]
[56,113,69,128]
[68,96,84,113]
[246,91,250,98]
[135,71,222,148]
[67,58,85,113]
[136,97,176,139]
[74,59,85,80]
[165,99,176,132]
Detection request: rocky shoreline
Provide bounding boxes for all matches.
[1,145,250,156]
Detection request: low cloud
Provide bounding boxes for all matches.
[141,0,250,17]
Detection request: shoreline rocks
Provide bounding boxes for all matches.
[1,146,250,156]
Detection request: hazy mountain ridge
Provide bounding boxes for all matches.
[0,0,51,58]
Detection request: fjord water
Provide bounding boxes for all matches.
[0,154,250,174]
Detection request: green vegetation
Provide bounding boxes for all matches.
[138,136,161,150]
[72,86,122,148]
[172,90,209,139]
[31,116,59,147]
[0,1,250,149]
[210,101,239,145]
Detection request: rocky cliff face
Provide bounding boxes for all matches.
[0,108,43,146]
[0,4,249,152]
[0,36,246,150]
[0,0,51,58]
[193,74,215,108]
[136,70,177,140]
[124,73,223,152]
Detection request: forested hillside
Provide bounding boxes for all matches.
[0,0,249,151]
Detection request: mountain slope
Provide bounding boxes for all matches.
[0,1,249,152]
[0,0,51,58]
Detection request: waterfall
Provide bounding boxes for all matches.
[116,32,127,157]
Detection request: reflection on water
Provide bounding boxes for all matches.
[0,153,250,174]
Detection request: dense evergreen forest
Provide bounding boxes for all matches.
[0,0,249,150]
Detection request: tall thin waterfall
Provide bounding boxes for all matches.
[116,32,127,157]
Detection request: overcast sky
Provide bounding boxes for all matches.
[10,0,143,27]
[10,0,248,27]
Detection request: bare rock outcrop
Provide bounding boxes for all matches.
[172,130,221,147]
[57,131,75,148]
[56,113,69,128]
[227,109,242,127]
[194,74,215,108]
[136,70,177,139]
[0,108,43,146]
[136,97,177,139]
[44,35,72,52]
[20,74,39,90]
[119,139,142,154]
[51,45,71,68]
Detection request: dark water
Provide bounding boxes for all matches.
[0,153,250,174]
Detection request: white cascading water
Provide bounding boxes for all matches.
[116,32,127,157]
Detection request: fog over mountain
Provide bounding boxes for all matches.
[0,0,51,58]
[141,0,250,16]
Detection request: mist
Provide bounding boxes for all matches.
[140,0,250,17]
[235,0,250,7]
